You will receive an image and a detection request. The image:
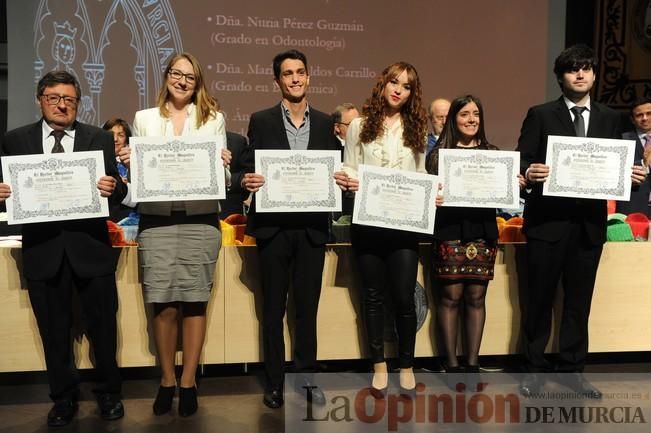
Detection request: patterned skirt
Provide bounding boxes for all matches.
[433,239,497,281]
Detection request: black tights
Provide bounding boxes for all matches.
[437,281,488,367]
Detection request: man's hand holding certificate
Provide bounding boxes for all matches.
[542,135,636,200]
[1,150,108,224]
[353,164,438,234]
[254,149,341,213]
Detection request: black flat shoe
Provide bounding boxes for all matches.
[370,372,388,399]
[561,373,602,399]
[465,365,482,392]
[465,365,480,373]
[399,370,417,399]
[295,376,326,406]
[443,365,465,392]
[153,385,176,415]
[47,399,78,427]
[97,393,124,420]
[263,388,284,409]
[178,386,198,417]
[399,385,416,399]
[519,373,543,397]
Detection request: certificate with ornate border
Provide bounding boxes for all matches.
[130,136,225,202]
[1,151,108,225]
[353,164,438,234]
[255,150,341,213]
[542,135,635,200]
[439,149,520,209]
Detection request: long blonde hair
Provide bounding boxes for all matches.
[156,52,219,127]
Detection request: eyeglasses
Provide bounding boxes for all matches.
[41,94,79,107]
[168,69,196,84]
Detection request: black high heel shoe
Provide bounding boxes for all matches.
[152,385,176,415]
[178,386,198,417]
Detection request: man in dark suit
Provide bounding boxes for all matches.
[242,49,340,408]
[616,97,651,216]
[0,71,127,427]
[516,45,646,398]
[219,131,248,218]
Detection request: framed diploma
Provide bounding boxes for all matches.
[353,164,438,234]
[439,149,520,209]
[255,149,341,213]
[542,135,635,200]
[130,136,226,202]
[1,151,108,224]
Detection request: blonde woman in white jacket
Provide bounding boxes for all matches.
[119,52,230,417]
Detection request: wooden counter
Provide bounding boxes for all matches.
[1,243,649,373]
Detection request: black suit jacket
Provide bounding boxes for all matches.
[517,97,622,246]
[616,131,650,216]
[243,103,341,244]
[220,131,248,217]
[0,120,127,280]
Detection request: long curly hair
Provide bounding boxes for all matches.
[156,52,219,128]
[359,62,427,152]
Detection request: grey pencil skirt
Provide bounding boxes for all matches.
[138,224,221,303]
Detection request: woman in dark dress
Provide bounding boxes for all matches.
[428,95,523,374]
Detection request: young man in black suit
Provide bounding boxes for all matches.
[242,49,340,408]
[517,45,646,397]
[0,71,127,426]
[616,97,651,216]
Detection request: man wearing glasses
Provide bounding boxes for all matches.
[332,102,360,147]
[0,71,126,427]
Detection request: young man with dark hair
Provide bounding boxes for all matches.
[242,50,340,409]
[516,45,646,397]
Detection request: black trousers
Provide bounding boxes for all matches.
[522,221,603,372]
[257,229,325,390]
[352,225,418,369]
[27,254,121,400]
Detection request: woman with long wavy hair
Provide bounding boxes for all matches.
[336,61,435,397]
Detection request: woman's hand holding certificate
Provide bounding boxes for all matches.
[352,164,438,234]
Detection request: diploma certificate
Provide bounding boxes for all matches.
[130,136,225,202]
[255,150,341,213]
[353,164,438,234]
[542,135,635,200]
[438,149,520,209]
[1,151,108,224]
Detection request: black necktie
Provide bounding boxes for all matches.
[51,130,66,153]
[570,106,586,137]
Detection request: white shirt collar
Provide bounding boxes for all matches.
[41,120,75,138]
[563,95,591,112]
